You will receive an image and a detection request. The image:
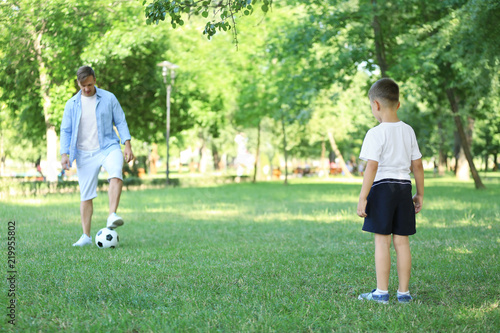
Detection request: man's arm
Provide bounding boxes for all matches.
[60,101,73,170]
[357,159,378,218]
[411,158,424,213]
[111,96,131,144]
[60,102,73,152]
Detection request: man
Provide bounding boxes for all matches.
[60,66,134,246]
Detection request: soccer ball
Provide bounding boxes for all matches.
[95,228,119,248]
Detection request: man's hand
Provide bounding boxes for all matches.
[123,141,134,163]
[61,154,70,170]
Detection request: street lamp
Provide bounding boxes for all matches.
[157,60,179,185]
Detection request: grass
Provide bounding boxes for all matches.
[1,174,499,332]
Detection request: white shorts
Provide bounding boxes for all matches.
[76,148,123,201]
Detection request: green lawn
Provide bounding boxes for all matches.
[1,175,499,332]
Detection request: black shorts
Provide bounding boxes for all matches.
[363,179,416,236]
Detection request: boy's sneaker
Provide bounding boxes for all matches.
[358,289,389,304]
[73,234,92,247]
[106,213,124,229]
[397,294,413,303]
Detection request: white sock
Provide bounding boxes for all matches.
[373,288,389,295]
[397,290,411,296]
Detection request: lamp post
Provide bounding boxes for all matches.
[157,60,179,185]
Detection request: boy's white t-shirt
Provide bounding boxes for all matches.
[77,94,100,151]
[359,121,422,182]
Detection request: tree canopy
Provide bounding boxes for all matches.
[1,0,499,184]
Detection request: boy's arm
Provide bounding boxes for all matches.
[411,158,424,214]
[357,159,378,218]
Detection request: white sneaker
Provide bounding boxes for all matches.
[73,234,92,247]
[106,213,124,229]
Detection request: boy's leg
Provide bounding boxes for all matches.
[359,233,391,303]
[374,233,392,291]
[393,234,411,292]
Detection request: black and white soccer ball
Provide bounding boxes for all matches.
[95,228,119,248]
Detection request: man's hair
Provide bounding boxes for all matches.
[368,78,399,108]
[76,66,95,82]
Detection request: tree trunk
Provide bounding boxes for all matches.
[280,113,288,185]
[211,142,220,171]
[197,134,206,173]
[34,30,58,182]
[437,120,446,176]
[445,88,485,189]
[321,138,328,177]
[438,149,447,176]
[327,131,352,178]
[455,144,469,180]
[149,143,159,175]
[253,120,261,183]
[371,0,389,78]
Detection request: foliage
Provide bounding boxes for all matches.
[1,0,499,178]
[143,0,273,42]
[298,0,500,178]
[81,3,172,143]
[307,71,374,159]
[0,0,117,136]
[0,96,43,164]
[472,74,500,163]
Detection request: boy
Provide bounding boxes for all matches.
[356,78,424,304]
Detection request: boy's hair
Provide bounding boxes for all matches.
[368,78,399,108]
[76,66,95,82]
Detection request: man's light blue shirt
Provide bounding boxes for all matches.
[60,87,131,167]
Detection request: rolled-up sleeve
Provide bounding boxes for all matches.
[60,101,73,155]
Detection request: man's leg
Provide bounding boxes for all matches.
[108,177,123,215]
[106,177,124,229]
[80,199,93,236]
[73,198,94,246]
[393,234,411,292]
[374,233,392,291]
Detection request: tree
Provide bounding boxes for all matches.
[80,4,174,143]
[232,6,294,182]
[303,0,499,188]
[472,76,500,171]
[235,64,274,182]
[0,0,117,181]
[307,72,374,177]
[392,0,500,188]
